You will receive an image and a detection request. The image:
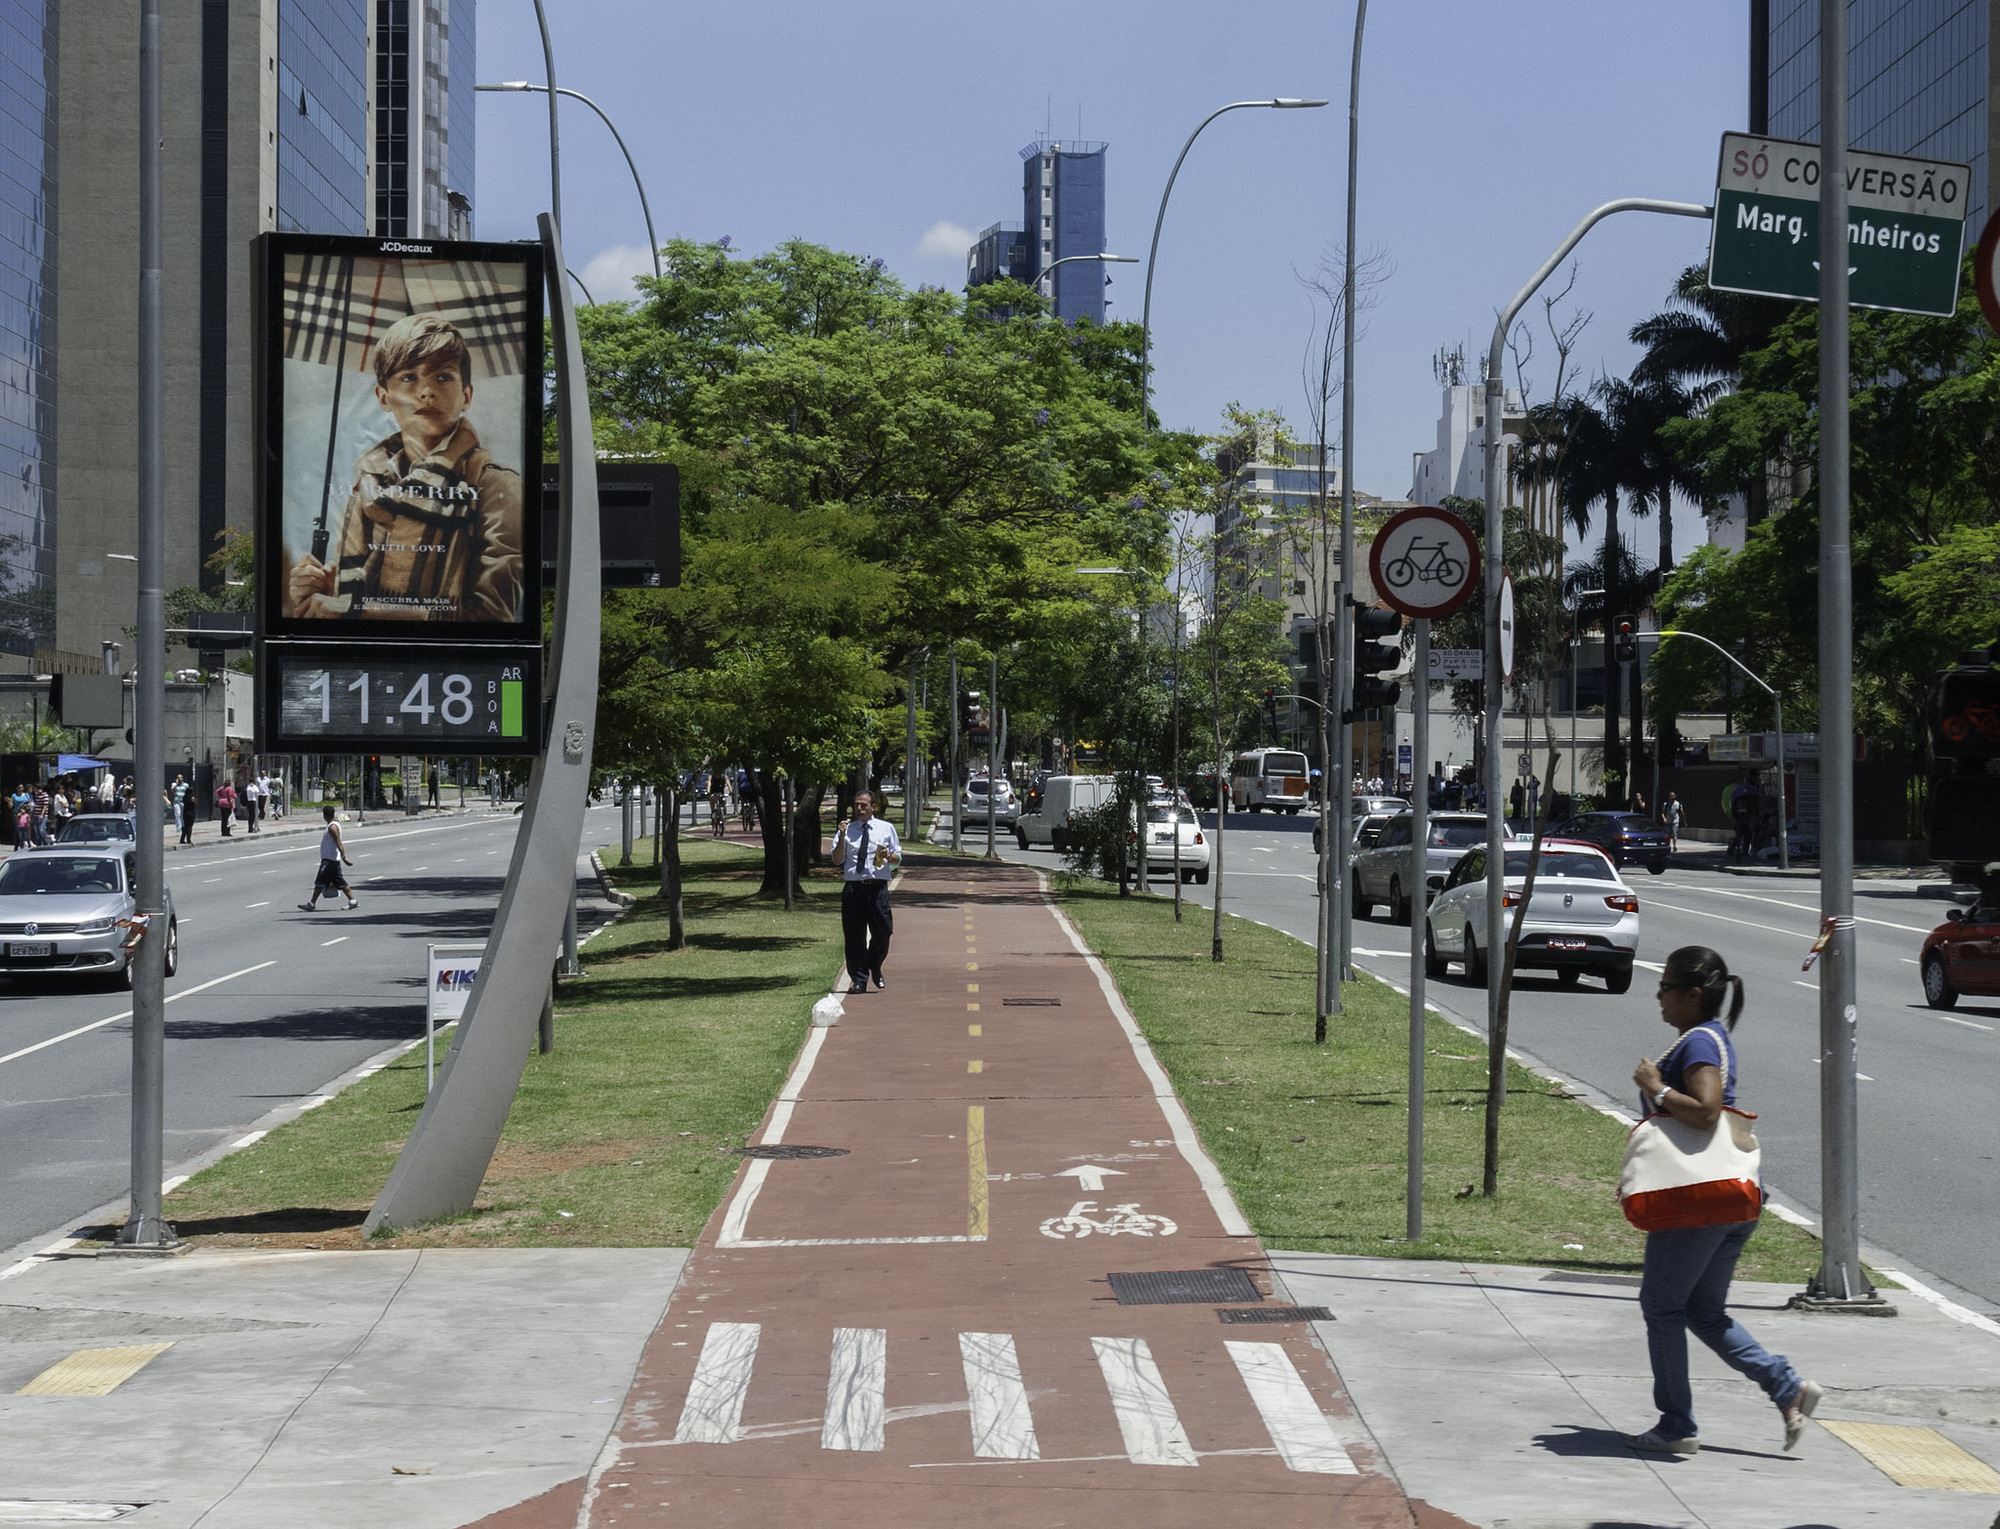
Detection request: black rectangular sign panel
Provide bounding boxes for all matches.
[258,641,543,756]
[255,232,545,644]
[541,462,680,588]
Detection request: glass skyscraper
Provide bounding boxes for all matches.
[1761,0,1994,231]
[1021,140,1108,325]
[0,0,57,657]
[277,0,371,236]
[374,0,476,238]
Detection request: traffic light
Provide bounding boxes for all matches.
[1928,647,2000,762]
[959,689,981,734]
[1612,615,1639,664]
[1348,605,1403,721]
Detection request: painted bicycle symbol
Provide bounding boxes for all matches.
[1038,1200,1179,1239]
[1381,538,1466,590]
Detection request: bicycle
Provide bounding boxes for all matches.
[1382,538,1465,590]
[709,793,726,838]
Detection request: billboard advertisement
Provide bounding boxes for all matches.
[257,234,545,640]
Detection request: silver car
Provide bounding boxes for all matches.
[56,813,136,844]
[1425,841,1639,993]
[1351,812,1522,924]
[0,849,178,984]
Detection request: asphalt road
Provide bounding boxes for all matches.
[939,805,1998,1310]
[0,802,622,1259]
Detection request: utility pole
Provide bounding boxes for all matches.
[1333,0,1369,1006]
[987,652,1000,859]
[1796,0,1888,1314]
[116,0,175,1253]
[949,650,962,853]
[905,653,920,842]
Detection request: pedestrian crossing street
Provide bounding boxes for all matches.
[670,1322,1358,1474]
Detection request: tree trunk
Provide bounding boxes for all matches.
[662,785,686,950]
[792,785,824,891]
[1657,479,1674,576]
[756,770,790,897]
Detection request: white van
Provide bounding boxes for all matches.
[1230,748,1312,813]
[1014,774,1116,848]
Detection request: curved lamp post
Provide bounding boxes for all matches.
[478,80,661,283]
[1036,250,1138,302]
[1654,629,1788,871]
[1138,98,1326,429]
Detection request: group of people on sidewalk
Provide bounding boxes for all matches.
[8,773,126,846]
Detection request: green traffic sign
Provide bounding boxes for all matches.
[1707,132,1969,317]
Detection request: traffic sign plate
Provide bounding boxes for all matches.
[1429,648,1482,681]
[1498,573,1516,684]
[1368,506,1479,621]
[1707,132,1969,317]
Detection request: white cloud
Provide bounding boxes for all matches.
[914,220,975,262]
[575,243,657,305]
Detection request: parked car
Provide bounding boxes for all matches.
[1544,811,1670,874]
[0,848,177,984]
[1126,803,1210,884]
[1920,898,2000,1009]
[1313,799,1410,855]
[1014,774,1115,848]
[958,776,1017,829]
[1424,840,1638,992]
[56,813,136,844]
[1351,813,1522,924]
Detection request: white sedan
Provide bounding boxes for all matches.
[1423,839,1639,993]
[1128,804,1210,884]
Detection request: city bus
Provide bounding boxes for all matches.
[1230,748,1312,814]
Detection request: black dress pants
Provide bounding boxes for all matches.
[841,878,892,982]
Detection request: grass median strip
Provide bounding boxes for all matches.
[1052,876,1826,1282]
[150,837,837,1250]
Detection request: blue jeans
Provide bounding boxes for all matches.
[1641,1218,1801,1438]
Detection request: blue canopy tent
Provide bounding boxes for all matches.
[53,755,110,774]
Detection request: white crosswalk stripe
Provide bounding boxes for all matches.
[823,1327,887,1451]
[671,1322,1350,1472]
[960,1331,1039,1460]
[1225,1341,1358,1474]
[1090,1335,1198,1467]
[674,1322,761,1444]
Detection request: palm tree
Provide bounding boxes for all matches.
[1595,376,1702,577]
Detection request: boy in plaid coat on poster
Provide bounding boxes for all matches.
[286,312,524,624]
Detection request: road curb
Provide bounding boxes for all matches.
[591,850,635,906]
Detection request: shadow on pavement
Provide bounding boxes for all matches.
[166,1003,424,1043]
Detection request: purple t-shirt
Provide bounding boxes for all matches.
[1652,1020,1736,1112]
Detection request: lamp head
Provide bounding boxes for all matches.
[1271,98,1330,108]
[474,80,536,92]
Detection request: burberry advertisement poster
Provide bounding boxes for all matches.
[257,235,545,641]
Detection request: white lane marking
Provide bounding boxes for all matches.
[245,901,269,909]
[201,878,221,883]
[822,1328,887,1451]
[1091,1336,1197,1467]
[1900,957,1919,964]
[960,1332,1039,1460]
[1877,1268,2000,1342]
[1937,1014,1994,1031]
[1224,1341,1357,1474]
[453,858,467,863]
[1650,898,1811,937]
[321,936,349,947]
[1657,881,1936,935]
[1635,959,1666,972]
[0,960,277,1069]
[167,814,525,872]
[674,1323,761,1444]
[1040,876,1252,1238]
[413,866,428,871]
[1794,981,1818,990]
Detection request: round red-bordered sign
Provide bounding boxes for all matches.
[1367,505,1480,620]
[1976,206,2000,337]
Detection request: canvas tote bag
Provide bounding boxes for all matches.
[1618,1024,1762,1231]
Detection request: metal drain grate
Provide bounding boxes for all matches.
[1541,1271,1642,1288]
[1002,998,1062,1007]
[1108,1268,1261,1305]
[1217,1306,1333,1324]
[730,1145,850,1160]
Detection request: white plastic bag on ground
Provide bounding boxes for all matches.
[811,994,844,1027]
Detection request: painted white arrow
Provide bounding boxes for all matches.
[1055,1165,1128,1192]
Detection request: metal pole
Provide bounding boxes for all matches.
[530,0,562,237]
[1333,0,1367,1004]
[949,651,961,853]
[1774,693,1789,872]
[782,777,795,911]
[621,776,633,865]
[1803,0,1879,1311]
[986,652,999,859]
[118,0,173,1252]
[1479,196,1714,1059]
[1406,617,1429,1241]
[906,652,919,841]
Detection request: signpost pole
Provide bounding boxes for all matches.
[949,651,961,853]
[1406,616,1429,1241]
[1798,0,1887,1314]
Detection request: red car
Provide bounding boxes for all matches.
[1920,900,2000,1008]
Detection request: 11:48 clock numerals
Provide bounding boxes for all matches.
[307,671,477,727]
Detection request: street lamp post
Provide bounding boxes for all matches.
[1036,251,1138,304]
[1138,98,1328,429]
[478,81,660,284]
[1651,628,1788,873]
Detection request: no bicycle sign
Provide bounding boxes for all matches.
[1368,505,1479,622]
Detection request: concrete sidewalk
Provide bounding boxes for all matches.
[1278,1253,2000,1529]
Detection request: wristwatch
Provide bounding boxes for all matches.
[1653,1087,1673,1111]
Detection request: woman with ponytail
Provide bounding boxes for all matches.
[1625,945,1821,1456]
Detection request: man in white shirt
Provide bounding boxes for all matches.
[832,791,901,993]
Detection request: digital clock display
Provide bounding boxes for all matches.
[261,643,543,755]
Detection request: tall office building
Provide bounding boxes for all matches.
[49,1,474,668]
[0,1,58,663]
[1753,0,1998,231]
[373,0,476,239]
[966,138,1110,325]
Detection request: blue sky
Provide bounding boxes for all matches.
[474,0,1750,562]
